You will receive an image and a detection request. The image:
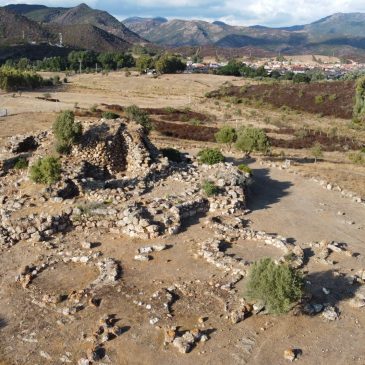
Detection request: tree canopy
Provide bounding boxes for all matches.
[235,127,270,155]
[155,54,186,74]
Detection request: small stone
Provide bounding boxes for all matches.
[230,310,245,324]
[164,326,176,344]
[322,306,339,321]
[134,254,151,262]
[153,244,167,252]
[137,246,153,254]
[200,334,209,342]
[40,351,52,360]
[81,241,93,249]
[253,301,265,314]
[150,317,159,325]
[283,349,296,362]
[313,304,324,313]
[78,359,90,365]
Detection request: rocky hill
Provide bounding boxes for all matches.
[0,8,131,52]
[48,23,132,52]
[4,3,147,45]
[123,13,365,57]
[0,7,55,45]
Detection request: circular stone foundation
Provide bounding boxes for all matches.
[32,262,99,294]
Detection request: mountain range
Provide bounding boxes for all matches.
[123,13,365,58]
[2,3,365,59]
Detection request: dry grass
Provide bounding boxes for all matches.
[1,71,364,197]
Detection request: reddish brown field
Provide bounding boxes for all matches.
[152,119,218,141]
[208,80,355,119]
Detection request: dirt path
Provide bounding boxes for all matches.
[243,162,365,365]
[247,162,365,252]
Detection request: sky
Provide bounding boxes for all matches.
[3,0,365,26]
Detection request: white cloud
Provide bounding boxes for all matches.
[2,0,365,26]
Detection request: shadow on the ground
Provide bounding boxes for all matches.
[246,168,293,211]
[303,270,359,313]
[225,156,257,165]
[179,211,209,234]
[0,318,6,329]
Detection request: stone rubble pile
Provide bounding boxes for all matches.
[311,240,353,265]
[0,211,73,247]
[16,249,121,319]
[198,238,248,276]
[78,314,126,364]
[171,328,207,353]
[3,131,47,154]
[71,119,160,177]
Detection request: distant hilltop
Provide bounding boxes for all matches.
[3,4,365,58]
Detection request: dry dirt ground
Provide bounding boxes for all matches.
[0,72,365,365]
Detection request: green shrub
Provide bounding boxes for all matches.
[235,127,270,156]
[348,151,365,165]
[328,93,337,101]
[29,157,61,185]
[294,128,309,139]
[14,156,29,170]
[180,114,190,123]
[202,180,219,196]
[190,118,202,126]
[197,148,225,165]
[53,110,82,154]
[0,66,44,91]
[353,76,365,126]
[125,105,152,133]
[215,126,237,150]
[164,107,176,114]
[52,75,60,85]
[102,111,119,120]
[292,73,311,84]
[155,54,186,74]
[238,164,252,175]
[161,148,183,162]
[311,142,323,163]
[314,95,324,104]
[245,258,303,314]
[90,104,98,113]
[55,143,71,154]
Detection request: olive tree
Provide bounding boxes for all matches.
[215,126,237,150]
[53,110,82,154]
[311,142,323,163]
[353,76,365,126]
[234,127,270,156]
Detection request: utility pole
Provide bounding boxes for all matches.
[78,59,82,74]
[95,63,98,73]
[22,31,25,40]
[59,33,63,47]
